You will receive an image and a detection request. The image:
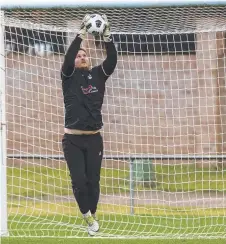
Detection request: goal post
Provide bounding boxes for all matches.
[0,10,8,237]
[1,0,226,239]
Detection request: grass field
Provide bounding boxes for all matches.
[7,163,226,197]
[2,238,226,244]
[4,201,226,242]
[2,209,226,240]
[3,164,225,243]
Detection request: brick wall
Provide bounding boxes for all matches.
[5,32,226,166]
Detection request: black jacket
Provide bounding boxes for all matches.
[61,35,117,131]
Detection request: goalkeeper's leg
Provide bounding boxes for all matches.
[86,133,103,222]
[62,134,99,235]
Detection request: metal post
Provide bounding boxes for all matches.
[129,159,134,215]
[0,10,8,237]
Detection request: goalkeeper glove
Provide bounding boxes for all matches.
[102,14,112,42]
[78,14,91,39]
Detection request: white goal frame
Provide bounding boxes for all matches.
[1,0,226,238]
[0,10,8,237]
[2,0,226,8]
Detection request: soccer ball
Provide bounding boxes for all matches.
[86,14,106,36]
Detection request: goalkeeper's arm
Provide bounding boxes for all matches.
[61,35,82,78]
[100,15,117,78]
[61,15,90,78]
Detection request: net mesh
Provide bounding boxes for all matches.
[3,5,226,33]
[1,4,226,238]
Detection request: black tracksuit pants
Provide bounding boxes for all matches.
[62,132,103,214]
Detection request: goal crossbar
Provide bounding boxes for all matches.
[2,0,226,8]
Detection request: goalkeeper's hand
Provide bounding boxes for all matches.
[102,14,112,42]
[78,14,91,39]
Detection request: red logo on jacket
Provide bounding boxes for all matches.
[81,85,98,95]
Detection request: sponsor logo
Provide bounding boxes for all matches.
[81,85,98,95]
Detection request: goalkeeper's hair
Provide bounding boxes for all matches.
[79,47,87,54]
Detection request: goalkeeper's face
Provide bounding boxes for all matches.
[75,49,90,70]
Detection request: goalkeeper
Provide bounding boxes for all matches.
[61,14,117,236]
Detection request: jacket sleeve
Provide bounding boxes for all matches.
[99,37,117,80]
[61,34,82,78]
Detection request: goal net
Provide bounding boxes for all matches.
[1,2,226,239]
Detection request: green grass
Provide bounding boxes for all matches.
[153,164,225,192]
[2,238,226,244]
[5,202,226,239]
[7,164,226,198]
[4,211,226,238]
[5,164,226,241]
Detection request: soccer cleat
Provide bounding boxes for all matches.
[84,215,99,236]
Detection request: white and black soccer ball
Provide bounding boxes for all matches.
[86,14,106,36]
